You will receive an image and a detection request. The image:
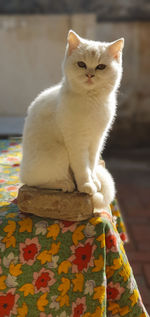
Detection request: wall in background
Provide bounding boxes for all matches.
[0,14,97,117]
[0,14,150,147]
[0,0,150,21]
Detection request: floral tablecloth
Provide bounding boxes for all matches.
[0,138,149,317]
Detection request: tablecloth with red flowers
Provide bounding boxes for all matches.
[0,138,149,317]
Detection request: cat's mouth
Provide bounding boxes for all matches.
[86,78,94,85]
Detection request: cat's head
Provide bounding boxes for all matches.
[62,30,124,93]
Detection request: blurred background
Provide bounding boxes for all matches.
[0,0,150,148]
[0,0,150,312]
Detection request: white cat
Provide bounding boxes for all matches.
[20,30,124,208]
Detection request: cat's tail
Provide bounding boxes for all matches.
[92,165,115,210]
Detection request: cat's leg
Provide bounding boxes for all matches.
[20,145,75,192]
[66,143,97,195]
[37,177,75,192]
[89,141,101,191]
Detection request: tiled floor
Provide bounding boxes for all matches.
[105,149,150,314]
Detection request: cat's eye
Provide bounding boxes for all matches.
[96,64,106,70]
[77,61,87,68]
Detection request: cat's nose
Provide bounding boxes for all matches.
[86,74,95,78]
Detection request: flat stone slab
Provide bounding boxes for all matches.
[17,185,95,221]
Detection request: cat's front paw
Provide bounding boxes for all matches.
[78,182,97,195]
[92,174,101,192]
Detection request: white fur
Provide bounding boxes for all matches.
[20,31,124,209]
[93,165,116,209]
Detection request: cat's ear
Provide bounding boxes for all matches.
[108,38,124,60]
[67,30,80,56]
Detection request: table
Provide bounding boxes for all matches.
[0,138,149,317]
